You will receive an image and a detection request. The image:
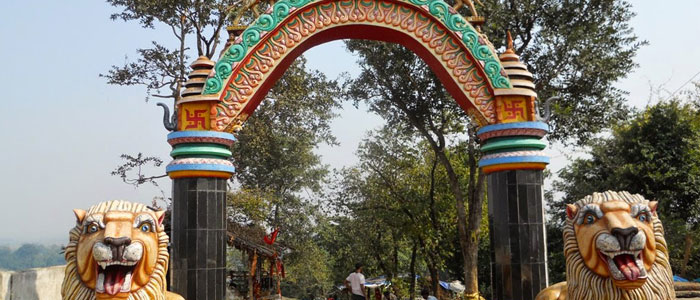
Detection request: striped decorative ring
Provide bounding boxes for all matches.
[478,128,547,141]
[166,131,236,179]
[480,138,547,153]
[166,158,235,174]
[170,144,233,159]
[169,170,233,179]
[479,151,550,168]
[477,121,549,141]
[167,131,236,147]
[482,163,547,174]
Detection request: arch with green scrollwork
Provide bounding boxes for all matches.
[198,0,513,132]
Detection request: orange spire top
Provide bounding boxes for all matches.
[500,30,518,61]
[506,31,514,52]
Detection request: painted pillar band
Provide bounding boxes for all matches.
[166,130,236,179]
[478,121,550,173]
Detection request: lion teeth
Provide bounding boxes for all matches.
[606,254,647,281]
[606,258,625,281]
[97,260,138,268]
[96,273,105,292]
[603,250,641,258]
[121,272,132,292]
[636,258,648,278]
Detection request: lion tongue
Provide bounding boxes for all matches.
[104,267,126,296]
[614,254,640,281]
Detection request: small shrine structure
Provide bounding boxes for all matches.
[227,223,285,300]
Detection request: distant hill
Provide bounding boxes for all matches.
[0,244,65,271]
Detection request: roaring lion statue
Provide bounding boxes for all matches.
[536,191,676,300]
[62,200,184,300]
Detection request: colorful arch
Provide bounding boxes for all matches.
[192,0,514,132]
[169,0,552,178]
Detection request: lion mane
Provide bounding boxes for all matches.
[538,191,676,300]
[61,200,171,300]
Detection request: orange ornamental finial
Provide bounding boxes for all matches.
[499,30,520,62]
[506,31,514,52]
[501,30,516,56]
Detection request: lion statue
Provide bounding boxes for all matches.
[61,200,184,300]
[536,191,676,300]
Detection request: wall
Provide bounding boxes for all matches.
[0,270,11,300]
[0,265,64,300]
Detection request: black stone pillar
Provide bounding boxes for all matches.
[488,170,548,300]
[171,177,228,300]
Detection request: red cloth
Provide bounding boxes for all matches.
[264,228,279,245]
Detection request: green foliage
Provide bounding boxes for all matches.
[106,0,237,55]
[227,56,341,299]
[100,42,185,101]
[478,0,643,144]
[344,38,486,295]
[103,0,239,100]
[282,240,333,298]
[232,57,340,196]
[110,153,165,188]
[344,40,466,137]
[323,125,473,297]
[0,244,65,271]
[548,94,700,280]
[228,188,274,223]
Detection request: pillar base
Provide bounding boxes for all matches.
[171,177,228,300]
[488,170,548,300]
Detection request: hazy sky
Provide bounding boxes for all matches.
[0,0,698,245]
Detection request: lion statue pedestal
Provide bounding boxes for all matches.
[61,200,184,300]
[536,191,676,300]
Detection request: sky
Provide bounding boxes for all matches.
[0,0,699,246]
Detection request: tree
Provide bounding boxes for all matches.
[344,40,486,298]
[102,0,239,101]
[227,57,342,299]
[478,0,644,144]
[230,56,340,227]
[328,126,466,298]
[549,93,700,279]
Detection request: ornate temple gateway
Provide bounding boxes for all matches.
[163,0,550,299]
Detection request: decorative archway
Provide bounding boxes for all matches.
[188,0,514,131]
[165,1,552,299]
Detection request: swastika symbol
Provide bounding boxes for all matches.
[502,100,525,120]
[184,109,207,129]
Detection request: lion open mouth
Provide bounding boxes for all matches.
[96,261,137,295]
[600,251,647,281]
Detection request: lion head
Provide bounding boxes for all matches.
[61,200,170,300]
[563,191,675,300]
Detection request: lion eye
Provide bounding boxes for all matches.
[139,223,151,232]
[87,224,99,234]
[638,214,648,222]
[584,214,597,225]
